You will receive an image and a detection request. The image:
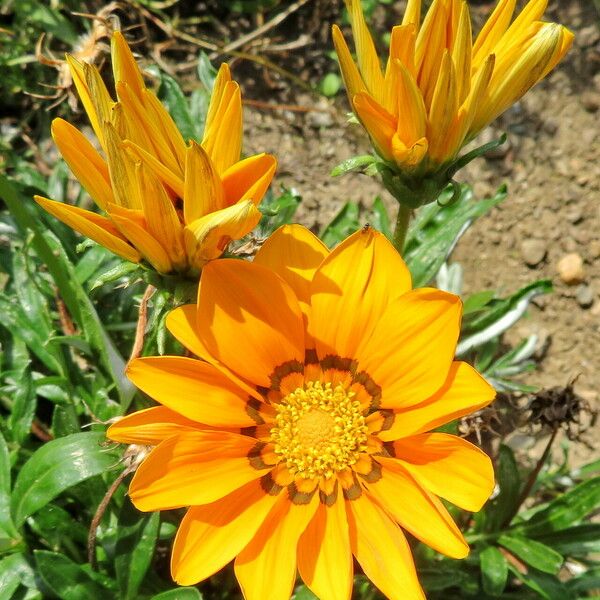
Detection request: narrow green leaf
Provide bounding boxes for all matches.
[151,588,203,600]
[34,551,109,600]
[330,154,376,177]
[0,553,32,598]
[484,445,521,531]
[115,500,160,600]
[320,202,360,247]
[369,196,392,239]
[0,432,15,537]
[515,477,600,536]
[508,564,572,600]
[498,535,563,575]
[293,584,319,599]
[11,432,119,527]
[535,524,600,556]
[257,187,301,237]
[480,546,508,596]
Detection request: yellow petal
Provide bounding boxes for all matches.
[297,499,353,600]
[355,288,461,409]
[472,0,516,68]
[402,0,422,28]
[392,433,495,512]
[392,135,429,168]
[427,51,459,163]
[129,431,264,511]
[202,80,242,175]
[346,493,424,600]
[203,63,232,143]
[34,195,141,263]
[138,164,186,270]
[172,480,279,586]
[394,59,427,145]
[221,153,277,207]
[370,458,469,558]
[386,23,416,82]
[123,140,185,199]
[166,304,264,402]
[344,0,384,100]
[235,492,319,600]
[126,356,260,427]
[195,258,305,388]
[111,31,145,98]
[183,200,261,269]
[82,61,114,139]
[51,118,114,210]
[380,361,496,440]
[310,226,412,360]
[183,141,225,224]
[332,24,367,108]
[107,406,203,445]
[451,1,473,104]
[496,0,548,53]
[109,210,172,273]
[352,93,396,161]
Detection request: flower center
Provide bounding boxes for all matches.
[270,381,368,479]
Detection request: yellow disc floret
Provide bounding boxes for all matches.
[270,380,368,479]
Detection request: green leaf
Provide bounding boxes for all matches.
[515,477,600,537]
[0,176,135,407]
[293,584,319,599]
[257,187,301,237]
[115,499,160,600]
[369,196,392,239]
[463,291,496,316]
[7,361,36,444]
[535,524,600,556]
[0,553,23,598]
[331,154,376,177]
[151,588,203,599]
[480,546,508,596]
[320,202,360,247]
[404,184,506,287]
[498,535,563,574]
[34,551,110,599]
[28,504,88,551]
[89,261,141,291]
[0,432,18,541]
[11,432,119,527]
[484,445,521,531]
[507,564,572,600]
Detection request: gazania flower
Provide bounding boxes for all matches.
[333,0,573,173]
[108,224,495,600]
[35,32,276,274]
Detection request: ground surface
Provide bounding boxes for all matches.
[242,0,600,461]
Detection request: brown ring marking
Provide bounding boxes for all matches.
[245,397,266,424]
[248,442,273,470]
[260,472,283,496]
[320,354,358,375]
[357,458,382,483]
[342,472,363,501]
[352,370,382,411]
[288,481,318,505]
[269,359,304,392]
[304,348,319,365]
[319,480,339,507]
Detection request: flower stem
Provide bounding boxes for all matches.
[392,204,412,255]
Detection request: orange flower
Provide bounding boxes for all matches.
[334,0,573,172]
[108,225,495,600]
[35,32,276,274]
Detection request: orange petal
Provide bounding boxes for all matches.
[235,491,319,600]
[203,63,232,145]
[111,31,145,98]
[369,458,469,558]
[392,433,495,512]
[126,356,260,427]
[51,119,114,210]
[34,196,141,263]
[402,0,422,28]
[129,431,264,511]
[183,200,261,269]
[221,153,277,207]
[196,259,305,388]
[352,93,396,161]
[355,288,461,409]
[310,226,411,360]
[110,211,172,273]
[171,479,280,585]
[332,24,367,108]
[297,500,353,600]
[107,406,203,445]
[183,141,225,224]
[165,304,264,402]
[380,361,495,440]
[346,493,424,600]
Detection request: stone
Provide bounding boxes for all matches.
[581,91,600,113]
[557,253,585,285]
[520,239,547,267]
[576,284,594,309]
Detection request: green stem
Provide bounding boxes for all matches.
[392,204,412,255]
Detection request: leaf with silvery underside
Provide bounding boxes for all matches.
[330,154,376,177]
[480,546,508,596]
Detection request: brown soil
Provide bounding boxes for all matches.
[241,0,600,463]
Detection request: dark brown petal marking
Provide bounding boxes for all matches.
[357,458,382,483]
[378,409,395,431]
[304,348,319,365]
[245,397,266,424]
[240,426,257,438]
[248,442,271,470]
[381,442,396,458]
[260,472,283,496]
[352,370,382,410]
[320,354,358,374]
[288,481,317,505]
[342,472,363,501]
[269,360,304,391]
[319,480,339,506]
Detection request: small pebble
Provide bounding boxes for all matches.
[520,239,547,267]
[557,253,585,285]
[576,284,594,308]
[581,91,600,113]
